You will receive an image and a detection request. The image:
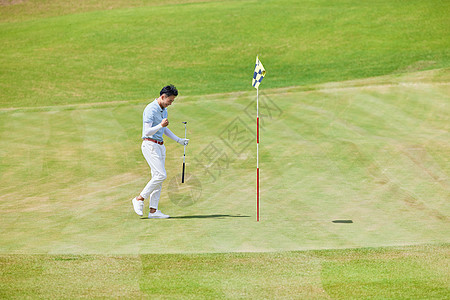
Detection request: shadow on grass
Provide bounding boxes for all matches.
[332,220,353,223]
[141,214,250,220]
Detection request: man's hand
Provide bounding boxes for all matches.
[161,118,169,127]
[177,138,189,146]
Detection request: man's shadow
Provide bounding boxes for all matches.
[142,214,250,220]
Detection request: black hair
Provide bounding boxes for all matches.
[160,84,178,97]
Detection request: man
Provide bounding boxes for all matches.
[132,85,189,218]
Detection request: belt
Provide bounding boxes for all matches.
[143,138,164,145]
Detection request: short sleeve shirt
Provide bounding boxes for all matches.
[142,99,168,142]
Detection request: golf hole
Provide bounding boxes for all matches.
[332,220,354,223]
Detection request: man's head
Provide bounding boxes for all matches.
[158,84,178,108]
[160,84,178,97]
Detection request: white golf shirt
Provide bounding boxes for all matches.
[142,99,167,142]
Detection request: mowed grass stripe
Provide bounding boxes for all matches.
[0,0,234,23]
[0,245,448,298]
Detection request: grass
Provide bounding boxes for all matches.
[0,0,229,22]
[1,0,449,107]
[1,245,448,299]
[1,69,448,255]
[1,0,449,298]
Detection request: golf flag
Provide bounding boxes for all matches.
[253,56,266,221]
[252,56,266,89]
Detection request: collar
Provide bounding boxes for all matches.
[154,99,164,111]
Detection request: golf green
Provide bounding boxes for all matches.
[1,69,448,254]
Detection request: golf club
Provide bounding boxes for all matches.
[182,121,187,183]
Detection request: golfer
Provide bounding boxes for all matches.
[132,85,189,218]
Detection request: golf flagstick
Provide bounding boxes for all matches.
[252,55,265,222]
[256,86,260,222]
[182,121,187,183]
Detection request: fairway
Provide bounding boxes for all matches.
[1,245,449,298]
[1,0,449,107]
[1,0,449,298]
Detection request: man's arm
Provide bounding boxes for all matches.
[143,118,169,137]
[143,122,163,137]
[164,127,189,145]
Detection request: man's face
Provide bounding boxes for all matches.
[160,94,176,108]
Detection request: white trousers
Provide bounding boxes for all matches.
[140,140,167,209]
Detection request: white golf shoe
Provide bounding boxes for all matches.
[148,210,169,219]
[132,197,144,216]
